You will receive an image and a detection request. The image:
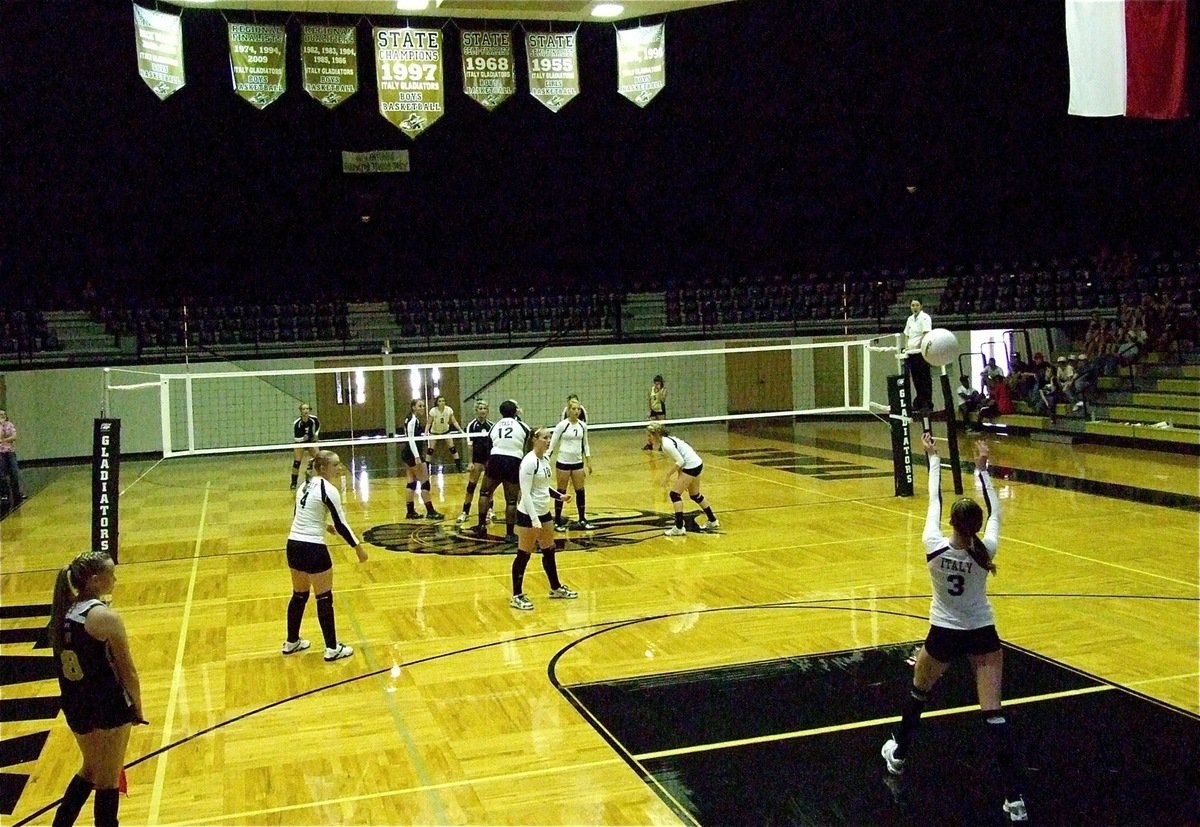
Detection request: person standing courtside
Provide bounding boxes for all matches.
[550,399,594,531]
[290,403,320,490]
[424,395,464,473]
[646,423,719,536]
[881,434,1027,822]
[475,399,529,543]
[400,399,444,520]
[643,375,667,449]
[49,551,146,827]
[456,400,494,525]
[508,427,578,611]
[0,408,24,502]
[283,450,367,662]
[904,300,934,414]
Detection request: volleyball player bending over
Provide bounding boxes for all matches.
[646,423,719,536]
[881,434,1027,822]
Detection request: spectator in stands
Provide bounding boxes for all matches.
[903,299,934,413]
[1033,357,1061,416]
[1069,354,1098,411]
[976,373,1014,429]
[1055,356,1077,404]
[0,409,23,502]
[956,376,984,430]
[980,357,1005,387]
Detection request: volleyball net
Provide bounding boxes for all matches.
[103,337,898,458]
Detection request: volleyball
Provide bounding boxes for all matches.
[920,328,959,367]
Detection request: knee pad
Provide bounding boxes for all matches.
[292,460,301,469]
[315,591,333,605]
[690,493,705,504]
[669,491,683,503]
[290,591,310,605]
[406,481,418,491]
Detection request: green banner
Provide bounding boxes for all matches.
[616,23,666,108]
[374,27,443,139]
[460,30,516,111]
[525,31,579,113]
[132,5,185,101]
[228,22,286,109]
[342,150,410,174]
[301,25,357,108]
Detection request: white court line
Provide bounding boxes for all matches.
[147,480,209,825]
[1005,537,1198,589]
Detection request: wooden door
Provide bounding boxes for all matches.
[315,356,386,438]
[725,341,792,414]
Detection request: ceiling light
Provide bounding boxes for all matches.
[396,0,430,10]
[591,3,625,17]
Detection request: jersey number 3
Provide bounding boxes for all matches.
[947,574,965,596]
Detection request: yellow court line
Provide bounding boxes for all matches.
[147,480,209,826]
[632,684,1114,761]
[165,756,627,826]
[1006,537,1199,589]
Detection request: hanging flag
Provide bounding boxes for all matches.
[1065,0,1187,119]
[228,22,287,109]
[132,5,185,100]
[526,31,579,113]
[301,25,358,108]
[341,150,410,174]
[374,27,444,138]
[460,30,516,111]
[616,23,666,108]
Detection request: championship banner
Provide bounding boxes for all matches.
[460,30,516,111]
[342,150,410,174]
[301,25,358,108]
[132,5,186,100]
[374,27,443,138]
[228,22,286,109]
[92,419,121,563]
[616,23,666,108]
[525,31,580,113]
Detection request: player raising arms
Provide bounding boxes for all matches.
[881,434,1027,823]
[550,399,594,531]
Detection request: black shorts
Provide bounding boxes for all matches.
[516,511,551,528]
[286,539,333,574]
[471,443,490,465]
[486,454,521,485]
[556,461,584,472]
[400,447,419,468]
[62,688,137,735]
[681,463,703,478]
[923,624,1002,663]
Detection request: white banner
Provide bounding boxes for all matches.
[132,5,186,100]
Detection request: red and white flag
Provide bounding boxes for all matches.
[1065,0,1188,119]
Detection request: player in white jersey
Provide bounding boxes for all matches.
[474,399,530,542]
[646,423,719,536]
[508,427,577,610]
[643,375,667,449]
[456,400,494,525]
[424,395,464,473]
[549,399,594,531]
[290,402,320,489]
[560,393,588,422]
[881,434,1027,823]
[400,399,444,520]
[283,451,368,663]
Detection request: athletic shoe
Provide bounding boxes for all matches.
[455,512,469,525]
[486,508,495,523]
[323,643,354,662]
[574,520,596,531]
[1003,798,1028,822]
[554,521,569,533]
[699,520,721,532]
[425,510,445,520]
[642,444,652,450]
[881,737,905,776]
[549,584,578,599]
[281,638,310,655]
[509,593,534,611]
[289,481,297,490]
[470,525,489,538]
[503,533,519,544]
[405,511,420,520]
[663,526,686,537]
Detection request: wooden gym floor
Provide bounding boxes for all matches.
[2,420,1197,825]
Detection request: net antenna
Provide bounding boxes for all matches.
[104,338,881,459]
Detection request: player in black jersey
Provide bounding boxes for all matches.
[49,551,146,827]
[400,398,444,520]
[456,400,494,525]
[290,402,320,489]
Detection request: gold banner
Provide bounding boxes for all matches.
[460,30,515,111]
[228,22,286,109]
[342,150,410,174]
[374,27,444,139]
[616,23,665,108]
[132,5,185,101]
[525,31,579,113]
[301,25,358,109]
